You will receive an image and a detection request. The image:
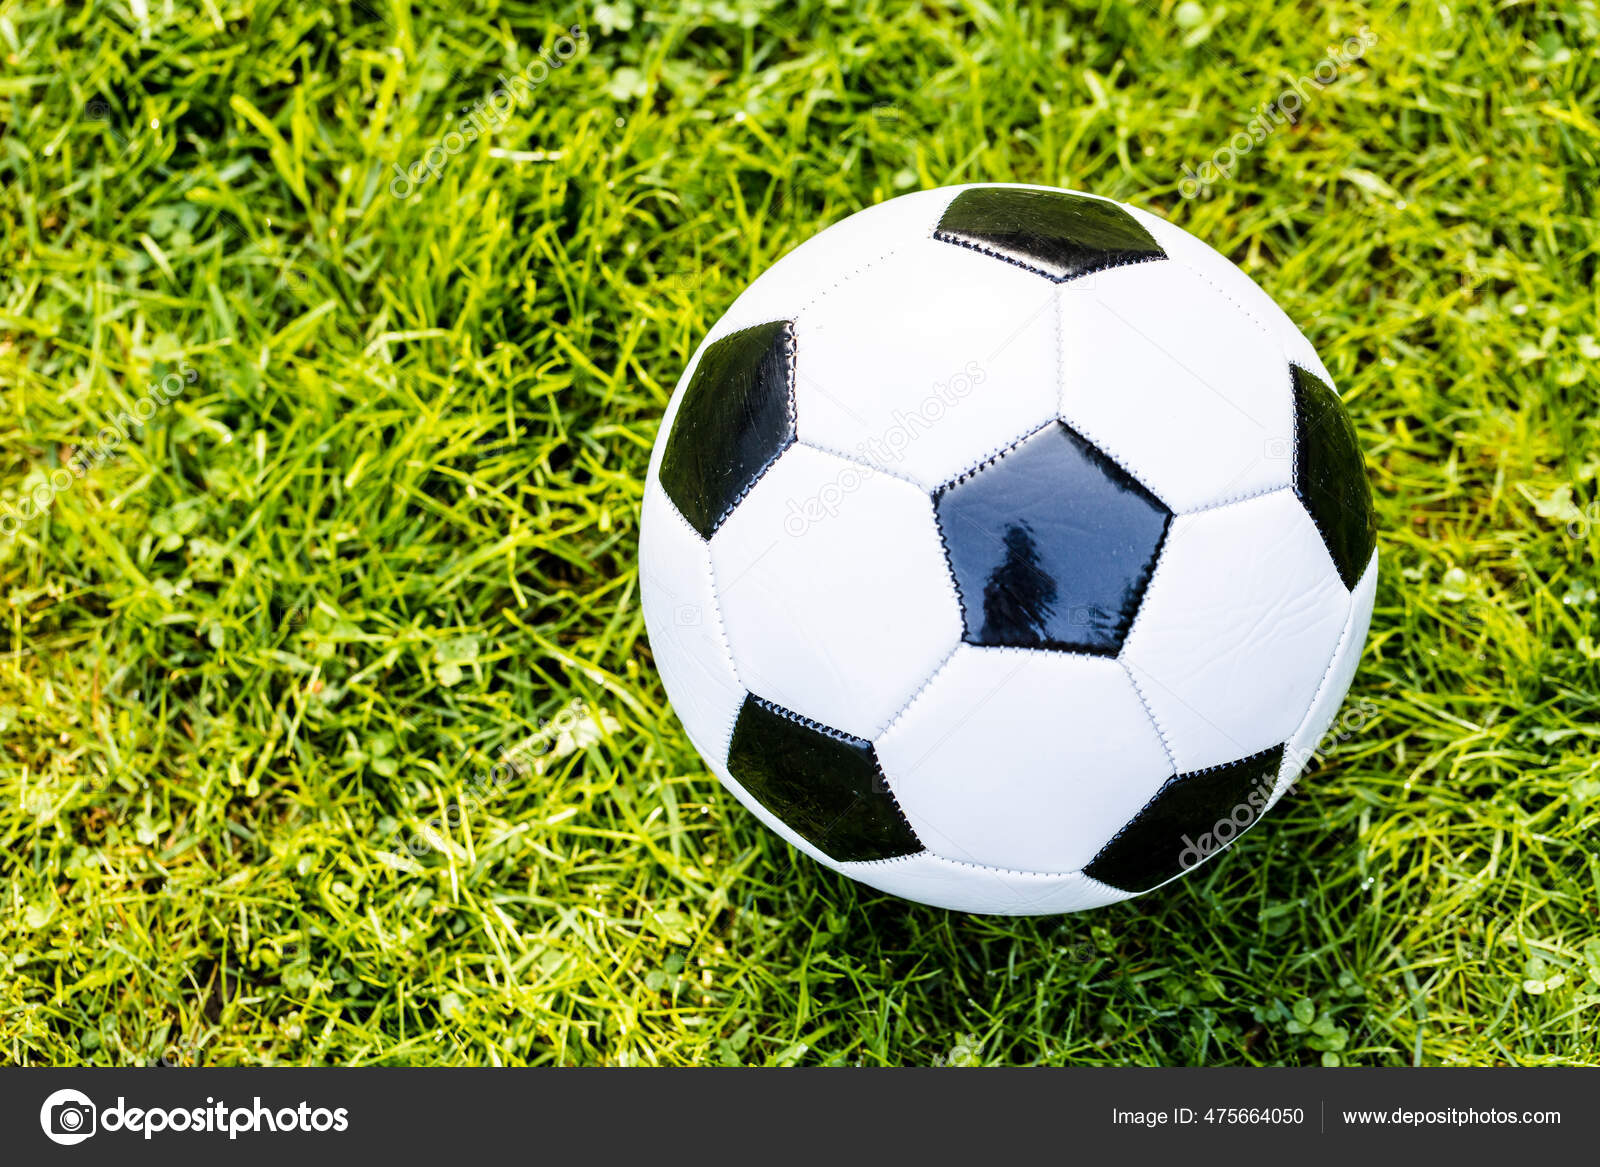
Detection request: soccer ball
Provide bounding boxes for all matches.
[640,184,1376,915]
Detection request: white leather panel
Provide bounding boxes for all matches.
[876,645,1173,873]
[639,483,748,764]
[1120,489,1351,774]
[1057,258,1296,514]
[793,237,1061,490]
[1124,204,1336,389]
[708,443,962,740]
[1272,550,1379,805]
[709,187,960,338]
[837,852,1135,915]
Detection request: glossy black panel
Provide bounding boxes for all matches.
[1291,364,1377,590]
[1084,744,1285,894]
[934,187,1167,283]
[725,693,922,863]
[934,422,1171,654]
[659,321,797,539]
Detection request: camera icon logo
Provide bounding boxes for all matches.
[40,1088,97,1146]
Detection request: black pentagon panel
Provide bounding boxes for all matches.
[1291,364,1377,591]
[725,694,922,864]
[659,321,797,539]
[1084,745,1285,894]
[934,187,1167,283]
[934,422,1171,655]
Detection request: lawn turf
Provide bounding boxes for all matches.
[2,0,1599,1066]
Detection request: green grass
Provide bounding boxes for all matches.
[2,0,1598,1067]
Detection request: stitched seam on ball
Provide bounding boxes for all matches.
[1184,742,1282,780]
[922,494,966,648]
[932,232,1169,284]
[703,423,791,538]
[843,849,1089,881]
[1052,270,1174,516]
[1286,360,1347,587]
[930,514,969,641]
[874,640,963,742]
[1169,252,1278,341]
[775,441,964,641]
[934,415,1058,494]
[1105,744,1285,845]
[1289,359,1305,501]
[926,187,967,241]
[1087,743,1284,873]
[750,694,864,746]
[1056,249,1296,510]
[1116,503,1177,661]
[954,642,1125,665]
[750,696,920,841]
[1120,657,1179,774]
[868,756,918,847]
[1053,280,1071,421]
[1275,551,1377,796]
[705,322,799,536]
[657,494,744,689]
[923,490,966,638]
[1287,362,1370,593]
[794,244,902,318]
[929,415,1057,639]
[926,853,1085,879]
[650,331,717,484]
[1181,481,1293,517]
[663,504,745,767]
[655,487,701,541]
[790,435,929,491]
[1050,403,1170,509]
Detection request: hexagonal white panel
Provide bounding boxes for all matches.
[639,484,747,763]
[1121,489,1351,775]
[710,187,961,339]
[1271,549,1378,806]
[1057,258,1296,514]
[708,443,962,741]
[836,853,1134,915]
[649,189,967,501]
[791,238,1061,491]
[875,645,1173,873]
[1126,205,1336,390]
